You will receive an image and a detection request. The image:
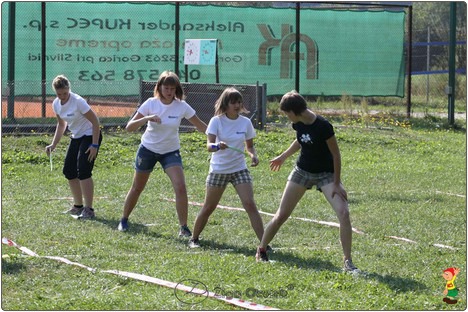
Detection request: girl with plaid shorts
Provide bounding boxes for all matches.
[188,88,265,248]
[255,91,360,273]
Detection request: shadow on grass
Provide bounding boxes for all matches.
[92,216,174,241]
[1,258,27,275]
[186,239,428,293]
[364,272,428,293]
[192,238,340,272]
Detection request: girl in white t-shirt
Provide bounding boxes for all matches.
[45,75,102,219]
[118,71,207,236]
[188,87,264,248]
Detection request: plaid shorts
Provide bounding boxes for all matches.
[206,169,252,187]
[288,166,334,191]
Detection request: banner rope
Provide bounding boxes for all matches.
[2,237,279,311]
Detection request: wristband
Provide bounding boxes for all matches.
[90,144,100,148]
[211,144,220,151]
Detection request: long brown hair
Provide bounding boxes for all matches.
[214,87,249,116]
[154,71,184,100]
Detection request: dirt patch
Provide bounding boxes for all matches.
[2,100,137,119]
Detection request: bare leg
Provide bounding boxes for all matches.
[234,183,264,241]
[80,178,94,208]
[122,171,151,219]
[321,183,352,260]
[165,166,189,226]
[259,181,307,249]
[192,186,225,239]
[68,178,83,206]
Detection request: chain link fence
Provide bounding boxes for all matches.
[2,2,465,134]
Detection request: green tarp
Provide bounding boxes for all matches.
[1,2,406,97]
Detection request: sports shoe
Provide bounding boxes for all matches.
[78,207,95,219]
[118,218,129,232]
[179,225,192,237]
[343,259,360,273]
[188,238,201,248]
[256,247,269,262]
[63,206,84,215]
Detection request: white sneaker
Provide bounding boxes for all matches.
[188,238,201,248]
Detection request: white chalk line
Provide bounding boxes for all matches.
[162,197,365,234]
[1,237,279,311]
[163,198,458,250]
[434,191,466,198]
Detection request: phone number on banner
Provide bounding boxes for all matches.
[78,69,201,81]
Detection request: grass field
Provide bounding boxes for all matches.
[1,115,466,310]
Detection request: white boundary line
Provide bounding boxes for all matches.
[164,198,458,250]
[162,197,366,234]
[2,238,279,311]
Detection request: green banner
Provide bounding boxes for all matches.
[1,2,405,97]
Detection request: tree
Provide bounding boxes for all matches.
[413,2,466,71]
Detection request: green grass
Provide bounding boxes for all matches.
[1,116,466,310]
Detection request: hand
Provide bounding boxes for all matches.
[251,155,259,167]
[146,114,161,124]
[85,145,98,162]
[45,144,55,156]
[331,183,348,201]
[218,141,228,150]
[269,155,285,171]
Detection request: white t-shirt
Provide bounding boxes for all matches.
[138,97,196,154]
[206,114,256,174]
[52,92,93,138]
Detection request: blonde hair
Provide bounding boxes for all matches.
[154,71,184,100]
[52,75,70,91]
[214,87,249,116]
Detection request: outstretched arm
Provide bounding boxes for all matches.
[269,139,300,171]
[188,114,207,133]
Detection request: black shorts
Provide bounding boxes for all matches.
[63,132,102,180]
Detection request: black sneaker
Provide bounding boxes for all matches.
[77,207,95,219]
[256,247,269,262]
[343,259,361,273]
[117,218,129,232]
[63,205,84,215]
[188,238,201,248]
[179,225,192,237]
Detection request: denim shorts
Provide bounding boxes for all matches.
[288,166,334,191]
[206,169,252,187]
[134,144,182,173]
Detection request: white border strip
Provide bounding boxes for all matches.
[2,238,279,311]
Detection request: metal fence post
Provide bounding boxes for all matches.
[448,2,457,125]
[406,5,413,119]
[7,2,16,121]
[41,2,47,118]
